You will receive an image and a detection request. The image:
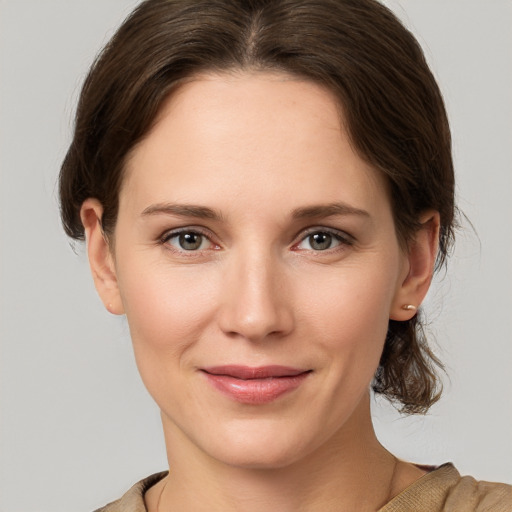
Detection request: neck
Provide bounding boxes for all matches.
[150,396,412,512]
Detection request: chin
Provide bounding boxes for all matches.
[202,420,319,470]
[215,446,305,471]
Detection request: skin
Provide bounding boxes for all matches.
[81,72,439,511]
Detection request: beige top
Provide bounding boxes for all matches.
[94,464,512,512]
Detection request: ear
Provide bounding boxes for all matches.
[80,198,124,315]
[390,211,440,321]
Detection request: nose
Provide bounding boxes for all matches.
[217,250,294,343]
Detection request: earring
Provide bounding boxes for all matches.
[401,304,417,311]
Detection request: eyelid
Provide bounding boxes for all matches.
[292,226,355,250]
[157,225,354,253]
[159,226,220,249]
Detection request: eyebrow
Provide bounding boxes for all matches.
[140,201,369,222]
[291,202,370,220]
[141,203,223,220]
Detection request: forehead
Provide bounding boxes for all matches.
[121,71,388,217]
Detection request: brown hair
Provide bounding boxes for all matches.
[59,0,455,414]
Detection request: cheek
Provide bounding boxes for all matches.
[116,258,222,369]
[295,261,398,376]
[298,260,397,332]
[117,263,228,417]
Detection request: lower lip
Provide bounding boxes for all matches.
[202,372,310,404]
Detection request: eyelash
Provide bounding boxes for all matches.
[160,227,219,255]
[159,226,354,254]
[292,227,354,252]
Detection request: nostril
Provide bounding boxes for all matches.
[218,307,294,342]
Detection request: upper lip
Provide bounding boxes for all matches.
[202,365,310,379]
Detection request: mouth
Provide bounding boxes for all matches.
[201,365,312,404]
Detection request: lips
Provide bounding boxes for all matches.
[201,365,311,404]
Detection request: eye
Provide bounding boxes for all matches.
[163,230,215,251]
[295,229,352,251]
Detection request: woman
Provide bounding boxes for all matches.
[58,0,511,510]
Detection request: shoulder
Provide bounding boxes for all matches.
[446,471,512,512]
[380,463,512,512]
[93,471,168,512]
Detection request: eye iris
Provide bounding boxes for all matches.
[178,232,202,250]
[310,232,332,250]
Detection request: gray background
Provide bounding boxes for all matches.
[1,1,511,510]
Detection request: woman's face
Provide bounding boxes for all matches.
[101,72,413,468]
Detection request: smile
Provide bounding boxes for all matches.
[201,365,312,404]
